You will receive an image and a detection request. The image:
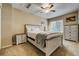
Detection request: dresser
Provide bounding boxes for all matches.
[64,25,78,42]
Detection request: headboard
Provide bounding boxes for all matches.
[24,24,41,33]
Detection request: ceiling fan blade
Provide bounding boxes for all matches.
[50,10,55,12]
[41,6,45,9]
[26,4,31,8]
[40,11,44,13]
[49,4,54,9]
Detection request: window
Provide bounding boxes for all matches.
[49,20,63,32]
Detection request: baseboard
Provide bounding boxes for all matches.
[1,44,12,49]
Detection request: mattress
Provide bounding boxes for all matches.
[27,31,62,40]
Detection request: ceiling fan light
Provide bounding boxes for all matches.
[45,10,50,13]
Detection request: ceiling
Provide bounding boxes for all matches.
[12,3,79,19]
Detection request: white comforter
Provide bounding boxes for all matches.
[27,31,62,39]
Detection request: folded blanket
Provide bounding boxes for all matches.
[36,33,47,48]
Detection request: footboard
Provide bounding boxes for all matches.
[46,35,63,56]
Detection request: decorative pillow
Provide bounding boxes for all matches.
[26,25,41,32]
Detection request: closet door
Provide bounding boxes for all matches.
[64,26,71,40]
[71,25,78,42]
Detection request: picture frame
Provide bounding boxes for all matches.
[66,16,76,22]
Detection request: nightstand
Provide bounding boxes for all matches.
[13,33,27,45]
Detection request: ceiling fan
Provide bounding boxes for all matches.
[40,3,55,13]
[26,3,31,8]
[25,3,55,13]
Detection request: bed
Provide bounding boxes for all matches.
[25,24,63,56]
